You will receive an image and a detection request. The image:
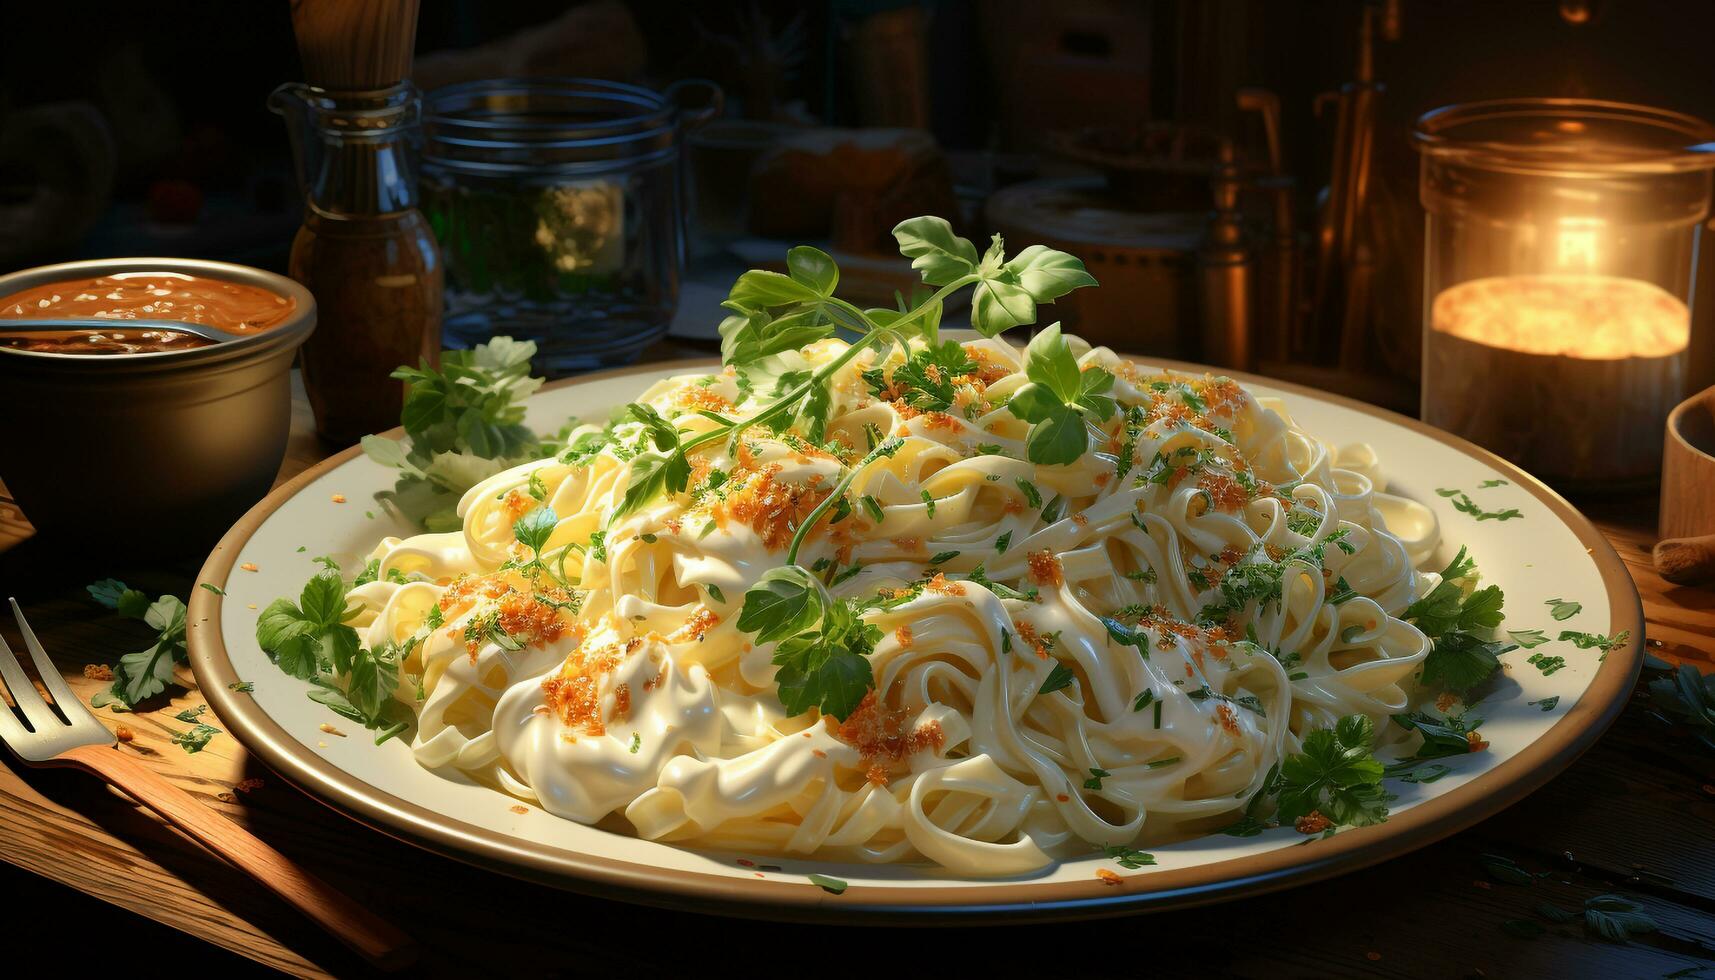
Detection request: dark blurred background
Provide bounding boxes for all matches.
[3,0,1711,406]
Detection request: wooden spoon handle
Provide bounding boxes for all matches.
[1653,534,1715,586]
[58,744,416,970]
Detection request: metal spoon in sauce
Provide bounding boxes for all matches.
[0,317,231,354]
[0,317,234,341]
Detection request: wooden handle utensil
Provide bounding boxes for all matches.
[1654,534,1715,586]
[1658,386,1715,586]
[56,744,417,970]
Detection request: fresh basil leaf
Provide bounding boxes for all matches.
[514,505,559,555]
[971,277,1036,336]
[893,216,979,286]
[1026,407,1088,466]
[1024,324,1082,400]
[727,269,822,310]
[1005,381,1061,423]
[786,245,838,295]
[1003,245,1099,301]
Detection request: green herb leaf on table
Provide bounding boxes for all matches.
[1583,894,1659,943]
[86,581,188,710]
[170,723,221,753]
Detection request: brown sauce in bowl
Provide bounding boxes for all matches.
[0,272,296,350]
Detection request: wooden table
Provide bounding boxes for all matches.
[2,361,1713,978]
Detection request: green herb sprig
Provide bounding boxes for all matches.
[1404,547,1513,691]
[707,221,1095,719]
[1223,714,1392,834]
[1003,323,1116,465]
[361,337,548,531]
[255,564,414,743]
[1274,715,1393,826]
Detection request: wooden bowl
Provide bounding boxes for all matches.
[1660,385,1715,541]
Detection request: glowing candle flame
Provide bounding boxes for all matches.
[1431,274,1689,360]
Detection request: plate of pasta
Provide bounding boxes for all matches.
[189,218,1641,919]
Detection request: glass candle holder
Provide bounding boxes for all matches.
[421,78,721,375]
[1415,99,1715,489]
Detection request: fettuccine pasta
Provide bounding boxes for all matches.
[340,331,1444,876]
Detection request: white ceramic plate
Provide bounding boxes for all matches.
[189,358,1643,922]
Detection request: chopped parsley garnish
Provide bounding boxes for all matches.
[1507,628,1550,648]
[1449,491,1522,522]
[995,531,1012,553]
[1016,478,1042,509]
[1102,845,1156,869]
[1039,663,1075,695]
[1040,494,1065,524]
[1527,652,1567,676]
[861,495,885,524]
[808,873,849,895]
[1558,629,1628,653]
[1546,598,1581,621]
[877,338,977,413]
[1392,709,1483,760]
[1383,761,1452,784]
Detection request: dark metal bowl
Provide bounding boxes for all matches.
[0,258,316,556]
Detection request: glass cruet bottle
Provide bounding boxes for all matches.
[270,81,442,446]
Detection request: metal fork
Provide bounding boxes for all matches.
[0,598,415,970]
